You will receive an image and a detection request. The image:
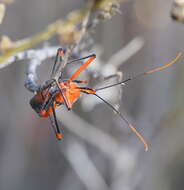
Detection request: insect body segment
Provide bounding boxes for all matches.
[30,89,54,117]
[56,81,82,110]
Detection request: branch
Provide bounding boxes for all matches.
[0,0,127,66]
[57,108,120,157]
[61,139,109,190]
[53,0,95,80]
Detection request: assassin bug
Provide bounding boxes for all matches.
[29,49,96,140]
[29,48,182,151]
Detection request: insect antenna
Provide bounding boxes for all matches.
[95,52,183,92]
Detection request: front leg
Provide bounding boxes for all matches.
[38,90,58,117]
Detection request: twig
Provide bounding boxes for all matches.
[57,108,120,157]
[54,0,95,80]
[81,37,144,111]
[108,37,144,67]
[0,46,59,69]
[61,139,109,190]
[171,0,184,22]
[0,0,127,66]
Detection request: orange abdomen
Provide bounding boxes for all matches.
[57,81,81,108]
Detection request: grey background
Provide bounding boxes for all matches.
[0,0,184,190]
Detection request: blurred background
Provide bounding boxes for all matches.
[0,0,184,190]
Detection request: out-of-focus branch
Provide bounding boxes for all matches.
[0,21,60,64]
[93,0,126,10]
[81,37,144,111]
[54,0,95,80]
[171,0,184,22]
[0,3,5,24]
[57,108,120,157]
[0,46,59,69]
[0,0,127,66]
[62,139,109,190]
[108,37,144,67]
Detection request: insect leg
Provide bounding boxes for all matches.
[40,90,63,140]
[40,79,56,91]
[70,54,96,81]
[53,80,72,110]
[41,90,58,112]
[72,80,89,83]
[51,103,63,140]
[67,54,96,64]
[80,90,148,151]
[51,48,65,78]
[42,78,72,111]
[38,79,57,113]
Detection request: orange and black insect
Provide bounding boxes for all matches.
[29,49,96,140]
[29,48,182,151]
